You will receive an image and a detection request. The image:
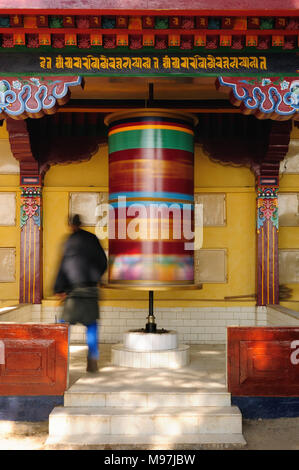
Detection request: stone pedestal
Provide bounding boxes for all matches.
[111,330,190,369]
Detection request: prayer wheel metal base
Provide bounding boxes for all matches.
[145,290,156,333]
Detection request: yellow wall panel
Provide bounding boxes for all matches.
[194,147,255,189]
[43,190,70,298]
[44,146,108,188]
[0,121,9,139]
[0,188,20,302]
[41,145,257,307]
[3,136,299,309]
[279,130,299,308]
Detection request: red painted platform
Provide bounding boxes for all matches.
[227,327,299,396]
[0,324,69,396]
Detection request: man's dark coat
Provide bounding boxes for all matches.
[54,229,107,326]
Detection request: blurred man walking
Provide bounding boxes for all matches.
[54,214,107,372]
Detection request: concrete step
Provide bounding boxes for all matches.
[48,405,243,439]
[46,432,246,448]
[64,390,232,407]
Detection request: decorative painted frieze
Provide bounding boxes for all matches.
[20,186,41,229]
[0,75,82,118]
[216,76,299,120]
[0,14,297,51]
[257,186,279,231]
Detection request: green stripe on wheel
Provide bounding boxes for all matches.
[109,129,194,153]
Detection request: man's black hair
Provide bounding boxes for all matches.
[70,214,82,227]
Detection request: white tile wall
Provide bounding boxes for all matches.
[1,304,297,344]
[61,305,261,345]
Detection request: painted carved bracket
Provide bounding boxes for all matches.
[6,117,38,176]
[216,77,299,121]
[0,76,82,119]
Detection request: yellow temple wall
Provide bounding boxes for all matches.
[278,125,299,310]
[43,142,257,309]
[0,122,20,307]
[1,122,299,312]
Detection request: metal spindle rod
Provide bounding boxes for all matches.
[145,290,157,332]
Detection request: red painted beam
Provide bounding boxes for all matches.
[0,0,299,15]
[0,28,297,35]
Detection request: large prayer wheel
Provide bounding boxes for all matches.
[104,109,197,287]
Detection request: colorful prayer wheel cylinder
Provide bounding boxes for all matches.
[105,109,197,287]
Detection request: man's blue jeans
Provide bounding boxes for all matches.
[60,320,99,360]
[86,322,99,360]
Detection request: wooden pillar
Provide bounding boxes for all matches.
[256,178,279,306]
[6,118,43,304]
[20,174,43,303]
[256,121,292,306]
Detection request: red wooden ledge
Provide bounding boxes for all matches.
[0,324,69,396]
[227,327,299,396]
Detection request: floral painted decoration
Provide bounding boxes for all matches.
[217,76,299,120]
[76,16,90,29]
[0,17,10,28]
[103,35,116,49]
[52,34,65,48]
[181,17,195,30]
[2,34,13,48]
[49,16,63,28]
[20,187,42,228]
[208,18,221,29]
[257,187,279,231]
[155,17,168,29]
[27,34,39,48]
[102,17,116,29]
[260,18,274,30]
[129,35,142,50]
[78,35,90,49]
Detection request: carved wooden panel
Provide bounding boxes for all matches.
[69,192,99,226]
[195,249,227,283]
[0,193,16,226]
[0,248,15,282]
[69,192,108,227]
[227,327,299,396]
[279,250,299,283]
[194,193,226,226]
[278,193,299,226]
[0,324,69,395]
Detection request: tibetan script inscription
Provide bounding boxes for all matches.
[40,54,268,73]
[0,51,296,76]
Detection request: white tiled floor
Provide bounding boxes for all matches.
[68,343,227,392]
